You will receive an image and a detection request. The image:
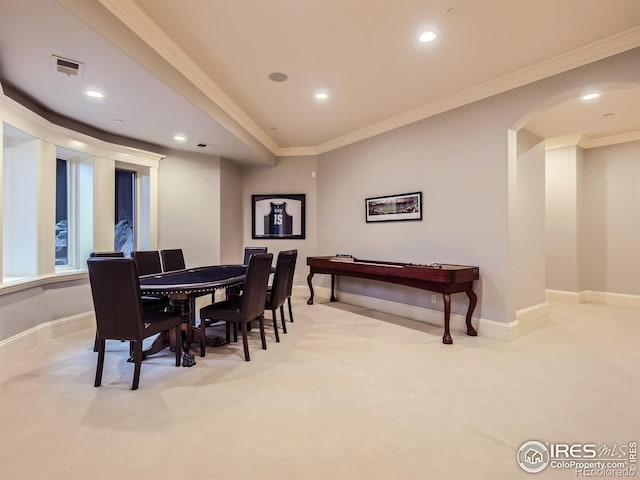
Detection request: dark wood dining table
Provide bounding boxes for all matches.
[138,264,247,365]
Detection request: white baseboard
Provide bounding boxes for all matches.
[0,312,94,364]
[302,285,516,342]
[547,289,640,309]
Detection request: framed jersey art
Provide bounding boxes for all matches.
[252,194,306,239]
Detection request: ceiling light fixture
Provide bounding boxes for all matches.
[85,89,104,99]
[314,90,329,102]
[581,92,600,101]
[419,30,437,43]
[173,134,187,143]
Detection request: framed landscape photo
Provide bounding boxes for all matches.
[365,191,422,223]
[252,194,306,239]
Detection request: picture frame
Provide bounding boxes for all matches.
[252,194,306,239]
[365,191,422,223]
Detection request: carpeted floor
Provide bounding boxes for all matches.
[0,297,637,479]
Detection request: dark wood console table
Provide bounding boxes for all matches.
[306,256,479,344]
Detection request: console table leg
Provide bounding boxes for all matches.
[465,288,478,336]
[443,293,453,344]
[307,273,315,305]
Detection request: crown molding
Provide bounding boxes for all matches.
[545,129,640,150]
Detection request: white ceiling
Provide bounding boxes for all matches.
[1,0,639,165]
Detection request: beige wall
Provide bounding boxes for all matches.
[219,158,243,264]
[157,151,221,267]
[581,141,640,295]
[242,156,318,286]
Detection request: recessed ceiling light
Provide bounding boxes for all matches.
[581,92,600,101]
[314,90,329,102]
[85,89,104,99]
[173,134,187,143]
[419,30,437,43]
[268,72,288,82]
[114,119,124,124]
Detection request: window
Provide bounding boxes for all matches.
[115,169,135,256]
[55,159,69,266]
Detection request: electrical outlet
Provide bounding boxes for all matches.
[431,294,437,303]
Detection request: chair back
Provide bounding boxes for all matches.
[90,251,125,258]
[87,257,144,341]
[239,253,273,322]
[161,248,185,272]
[284,249,298,296]
[243,246,267,265]
[131,250,162,276]
[268,250,297,309]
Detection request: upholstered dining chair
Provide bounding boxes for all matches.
[87,257,182,390]
[283,249,298,324]
[243,246,267,265]
[160,248,185,272]
[90,251,125,352]
[131,250,162,275]
[264,250,297,342]
[199,253,273,361]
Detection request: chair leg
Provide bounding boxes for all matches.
[241,322,250,361]
[259,315,267,350]
[175,326,182,367]
[280,305,287,334]
[233,322,238,343]
[94,339,106,387]
[93,332,99,352]
[271,308,280,342]
[200,319,207,357]
[288,296,294,322]
[132,341,142,390]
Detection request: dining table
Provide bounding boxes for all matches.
[138,264,247,366]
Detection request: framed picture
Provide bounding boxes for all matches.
[365,191,422,223]
[252,194,306,239]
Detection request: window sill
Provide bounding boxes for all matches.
[0,270,88,296]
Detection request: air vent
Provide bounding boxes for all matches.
[51,55,84,77]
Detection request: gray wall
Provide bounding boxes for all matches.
[219,158,244,264]
[581,141,640,295]
[241,155,318,285]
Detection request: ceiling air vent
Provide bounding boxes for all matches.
[51,55,84,77]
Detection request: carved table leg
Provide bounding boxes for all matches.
[307,272,315,305]
[465,288,478,336]
[442,293,452,344]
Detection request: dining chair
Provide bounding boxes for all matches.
[160,248,185,272]
[199,253,273,361]
[131,250,162,275]
[265,250,297,342]
[243,246,267,265]
[90,251,125,352]
[87,257,182,390]
[131,250,170,308]
[283,249,298,323]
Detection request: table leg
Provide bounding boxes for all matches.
[442,293,453,344]
[307,272,315,305]
[330,274,337,302]
[465,288,478,336]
